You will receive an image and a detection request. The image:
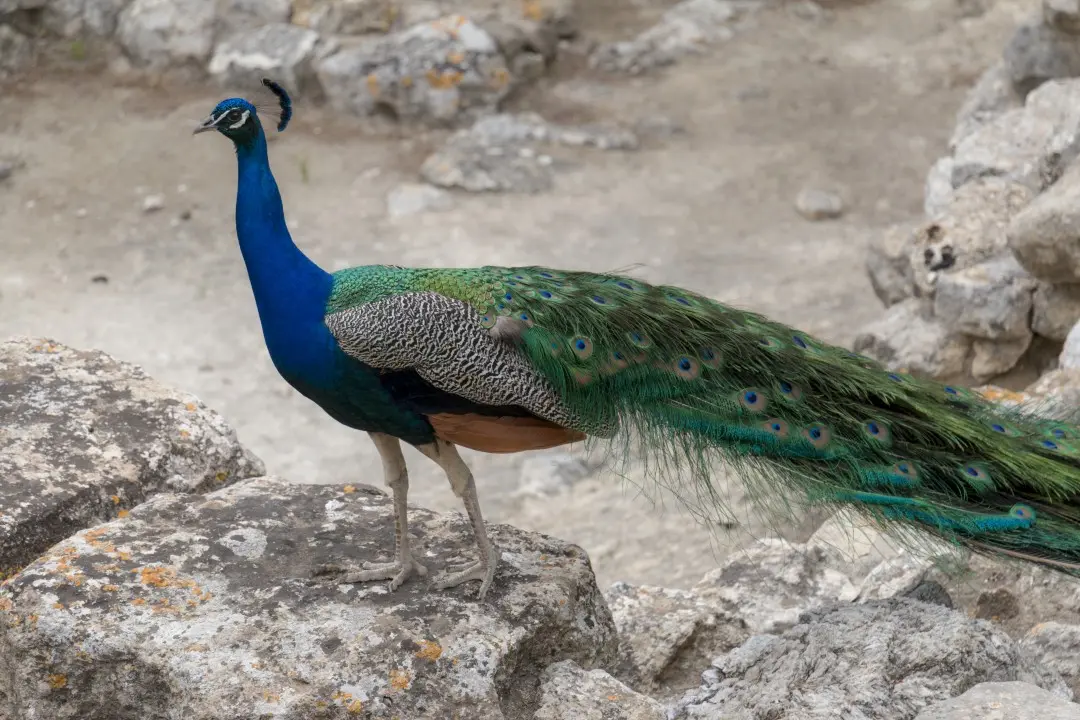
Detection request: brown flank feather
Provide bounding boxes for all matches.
[427,413,586,453]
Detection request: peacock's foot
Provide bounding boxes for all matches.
[435,554,498,600]
[317,557,427,591]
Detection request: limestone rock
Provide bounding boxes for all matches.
[693,538,858,635]
[0,337,263,581]
[590,0,754,75]
[915,681,1080,720]
[208,23,323,97]
[535,661,667,720]
[794,187,845,221]
[315,15,511,124]
[604,581,748,695]
[1033,282,1080,340]
[807,512,903,582]
[420,112,637,193]
[1027,368,1080,415]
[853,299,971,380]
[1009,160,1080,283]
[933,253,1035,341]
[116,0,217,69]
[1022,622,1080,694]
[293,0,398,35]
[1004,22,1080,96]
[40,0,132,37]
[386,182,453,219]
[866,223,917,307]
[671,600,1071,719]
[925,156,956,218]
[952,79,1080,193]
[1063,320,1080,368]
[970,334,1033,381]
[0,24,33,76]
[0,477,618,719]
[949,61,1024,152]
[214,0,293,38]
[1047,0,1080,34]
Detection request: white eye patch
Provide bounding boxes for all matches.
[228,110,250,130]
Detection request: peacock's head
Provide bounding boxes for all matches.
[193,78,292,145]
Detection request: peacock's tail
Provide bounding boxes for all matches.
[462,266,1080,576]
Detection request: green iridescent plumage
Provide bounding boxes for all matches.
[330,263,1080,575]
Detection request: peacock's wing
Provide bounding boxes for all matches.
[326,264,1080,576]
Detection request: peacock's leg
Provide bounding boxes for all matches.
[338,432,427,589]
[417,439,499,600]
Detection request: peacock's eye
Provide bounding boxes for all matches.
[227,110,243,123]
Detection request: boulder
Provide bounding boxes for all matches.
[915,681,1080,720]
[39,0,132,38]
[671,599,1071,719]
[1022,622,1080,695]
[853,299,971,380]
[1046,0,1080,35]
[604,581,748,695]
[315,15,512,124]
[116,0,217,69]
[692,538,858,635]
[208,23,324,97]
[0,337,262,581]
[1004,22,1080,96]
[1033,281,1080,340]
[948,61,1024,152]
[214,0,293,38]
[866,223,917,307]
[535,661,667,720]
[951,79,1080,193]
[1009,159,1080,283]
[0,24,33,76]
[932,253,1035,341]
[0,477,619,719]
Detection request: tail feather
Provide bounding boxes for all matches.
[472,265,1080,578]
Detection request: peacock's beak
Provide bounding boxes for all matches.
[193,115,220,135]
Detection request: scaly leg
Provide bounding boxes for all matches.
[338,432,427,590]
[417,439,499,600]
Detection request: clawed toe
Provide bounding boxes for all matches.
[435,558,497,600]
[318,558,427,591]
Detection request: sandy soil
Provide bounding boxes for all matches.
[0,0,1034,588]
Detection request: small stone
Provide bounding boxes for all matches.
[142,194,165,212]
[858,553,933,602]
[794,187,845,220]
[535,661,667,720]
[385,182,453,218]
[75,208,87,218]
[90,274,108,284]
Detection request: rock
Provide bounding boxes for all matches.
[1022,622,1080,690]
[915,681,1080,720]
[386,182,453,218]
[1027,368,1080,413]
[693,538,858,635]
[949,61,1024,152]
[514,452,590,499]
[535,661,667,720]
[604,582,748,695]
[853,299,971,380]
[0,158,18,182]
[857,553,934,602]
[1047,0,1080,35]
[214,0,293,38]
[0,477,619,719]
[0,25,33,76]
[0,337,263,581]
[39,0,131,38]
[315,15,512,125]
[1009,160,1080,283]
[671,599,1072,720]
[933,253,1035,340]
[951,79,1080,193]
[293,0,397,35]
[420,112,636,193]
[975,587,1022,621]
[912,178,1034,300]
[208,24,322,97]
[925,156,956,218]
[116,0,217,69]
[794,187,845,220]
[866,223,917,307]
[971,335,1033,381]
[1063,320,1080,368]
[141,193,165,212]
[807,512,903,582]
[1033,282,1080,340]
[1005,22,1080,97]
[590,0,753,75]
[904,580,955,609]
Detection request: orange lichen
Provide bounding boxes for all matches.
[117,510,129,519]
[343,485,357,494]
[389,668,412,691]
[263,691,280,703]
[0,598,14,612]
[131,598,147,606]
[102,584,119,592]
[215,472,228,483]
[47,674,67,689]
[115,551,132,562]
[179,430,190,439]
[110,495,121,505]
[185,402,197,411]
[347,700,363,714]
[415,640,443,662]
[447,50,465,65]
[491,68,511,88]
[52,602,64,610]
[522,0,545,21]
[139,566,175,587]
[606,694,620,702]
[366,74,380,98]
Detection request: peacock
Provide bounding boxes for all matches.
[194,78,1080,601]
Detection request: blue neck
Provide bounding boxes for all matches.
[234,130,334,370]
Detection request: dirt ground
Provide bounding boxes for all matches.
[0,0,1034,589]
